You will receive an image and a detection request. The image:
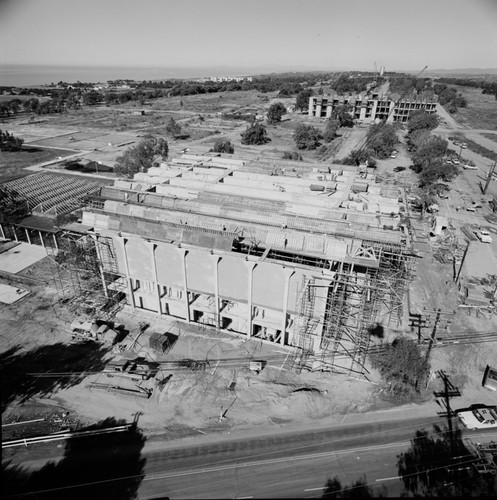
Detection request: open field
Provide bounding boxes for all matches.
[0,146,78,183]
[452,86,497,130]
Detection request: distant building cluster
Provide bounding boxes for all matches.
[309,92,437,124]
[210,76,253,83]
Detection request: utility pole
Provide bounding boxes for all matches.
[434,370,461,451]
[482,161,497,195]
[424,308,441,362]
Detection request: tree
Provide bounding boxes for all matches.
[282,151,303,161]
[0,187,29,223]
[323,118,340,143]
[294,124,322,150]
[332,104,354,128]
[267,102,286,124]
[240,123,270,145]
[407,110,439,134]
[82,90,102,106]
[369,337,429,400]
[165,116,182,138]
[341,148,377,168]
[114,136,168,178]
[211,139,234,154]
[397,425,497,497]
[411,135,448,171]
[0,129,24,152]
[295,88,313,112]
[366,123,398,158]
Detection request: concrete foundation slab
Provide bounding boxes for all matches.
[0,283,30,304]
[0,242,47,274]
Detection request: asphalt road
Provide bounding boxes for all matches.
[139,416,497,499]
[9,413,496,499]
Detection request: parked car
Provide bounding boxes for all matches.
[390,153,397,159]
[463,164,478,170]
[393,166,405,172]
[453,141,460,146]
[445,158,454,164]
[466,206,476,212]
[452,158,460,165]
[461,143,467,149]
[482,365,497,391]
[477,229,493,243]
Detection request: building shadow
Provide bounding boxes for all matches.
[2,417,147,500]
[0,341,111,412]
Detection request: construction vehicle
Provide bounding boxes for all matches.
[69,319,123,344]
[106,356,159,381]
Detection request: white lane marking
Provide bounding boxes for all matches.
[376,476,401,482]
[237,496,253,499]
[305,486,326,491]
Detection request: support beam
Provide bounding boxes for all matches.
[120,237,135,310]
[178,248,190,323]
[38,231,45,248]
[148,242,162,314]
[245,261,257,338]
[212,254,221,332]
[0,223,5,240]
[281,268,295,345]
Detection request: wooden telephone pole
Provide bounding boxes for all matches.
[482,161,496,195]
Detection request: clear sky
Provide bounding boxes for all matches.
[1,0,496,71]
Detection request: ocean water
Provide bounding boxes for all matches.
[0,64,258,87]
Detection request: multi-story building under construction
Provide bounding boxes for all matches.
[309,92,437,123]
[80,154,415,375]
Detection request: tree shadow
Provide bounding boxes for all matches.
[322,475,387,498]
[397,423,497,497]
[3,417,148,500]
[0,342,111,412]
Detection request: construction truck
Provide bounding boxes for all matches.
[69,319,122,344]
[106,356,159,381]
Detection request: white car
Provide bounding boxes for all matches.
[452,159,460,165]
[463,164,478,170]
[477,229,493,243]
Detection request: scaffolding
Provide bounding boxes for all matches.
[293,242,416,378]
[47,230,127,321]
[292,276,317,372]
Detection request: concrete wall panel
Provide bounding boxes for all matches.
[252,263,285,310]
[185,250,215,294]
[155,244,184,287]
[218,256,248,302]
[126,238,155,282]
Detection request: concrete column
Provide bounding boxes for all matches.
[149,242,162,315]
[281,268,295,346]
[177,248,190,322]
[120,237,135,310]
[12,226,18,242]
[0,223,5,240]
[245,261,257,338]
[53,234,59,250]
[211,254,221,331]
[315,104,322,118]
[91,234,108,298]
[325,105,332,118]
[38,231,45,248]
[25,228,31,245]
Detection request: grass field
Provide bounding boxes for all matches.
[482,132,497,144]
[0,146,74,183]
[452,86,497,130]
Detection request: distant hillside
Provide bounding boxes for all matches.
[425,68,497,77]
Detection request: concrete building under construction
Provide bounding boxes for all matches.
[78,154,415,376]
[309,92,437,123]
